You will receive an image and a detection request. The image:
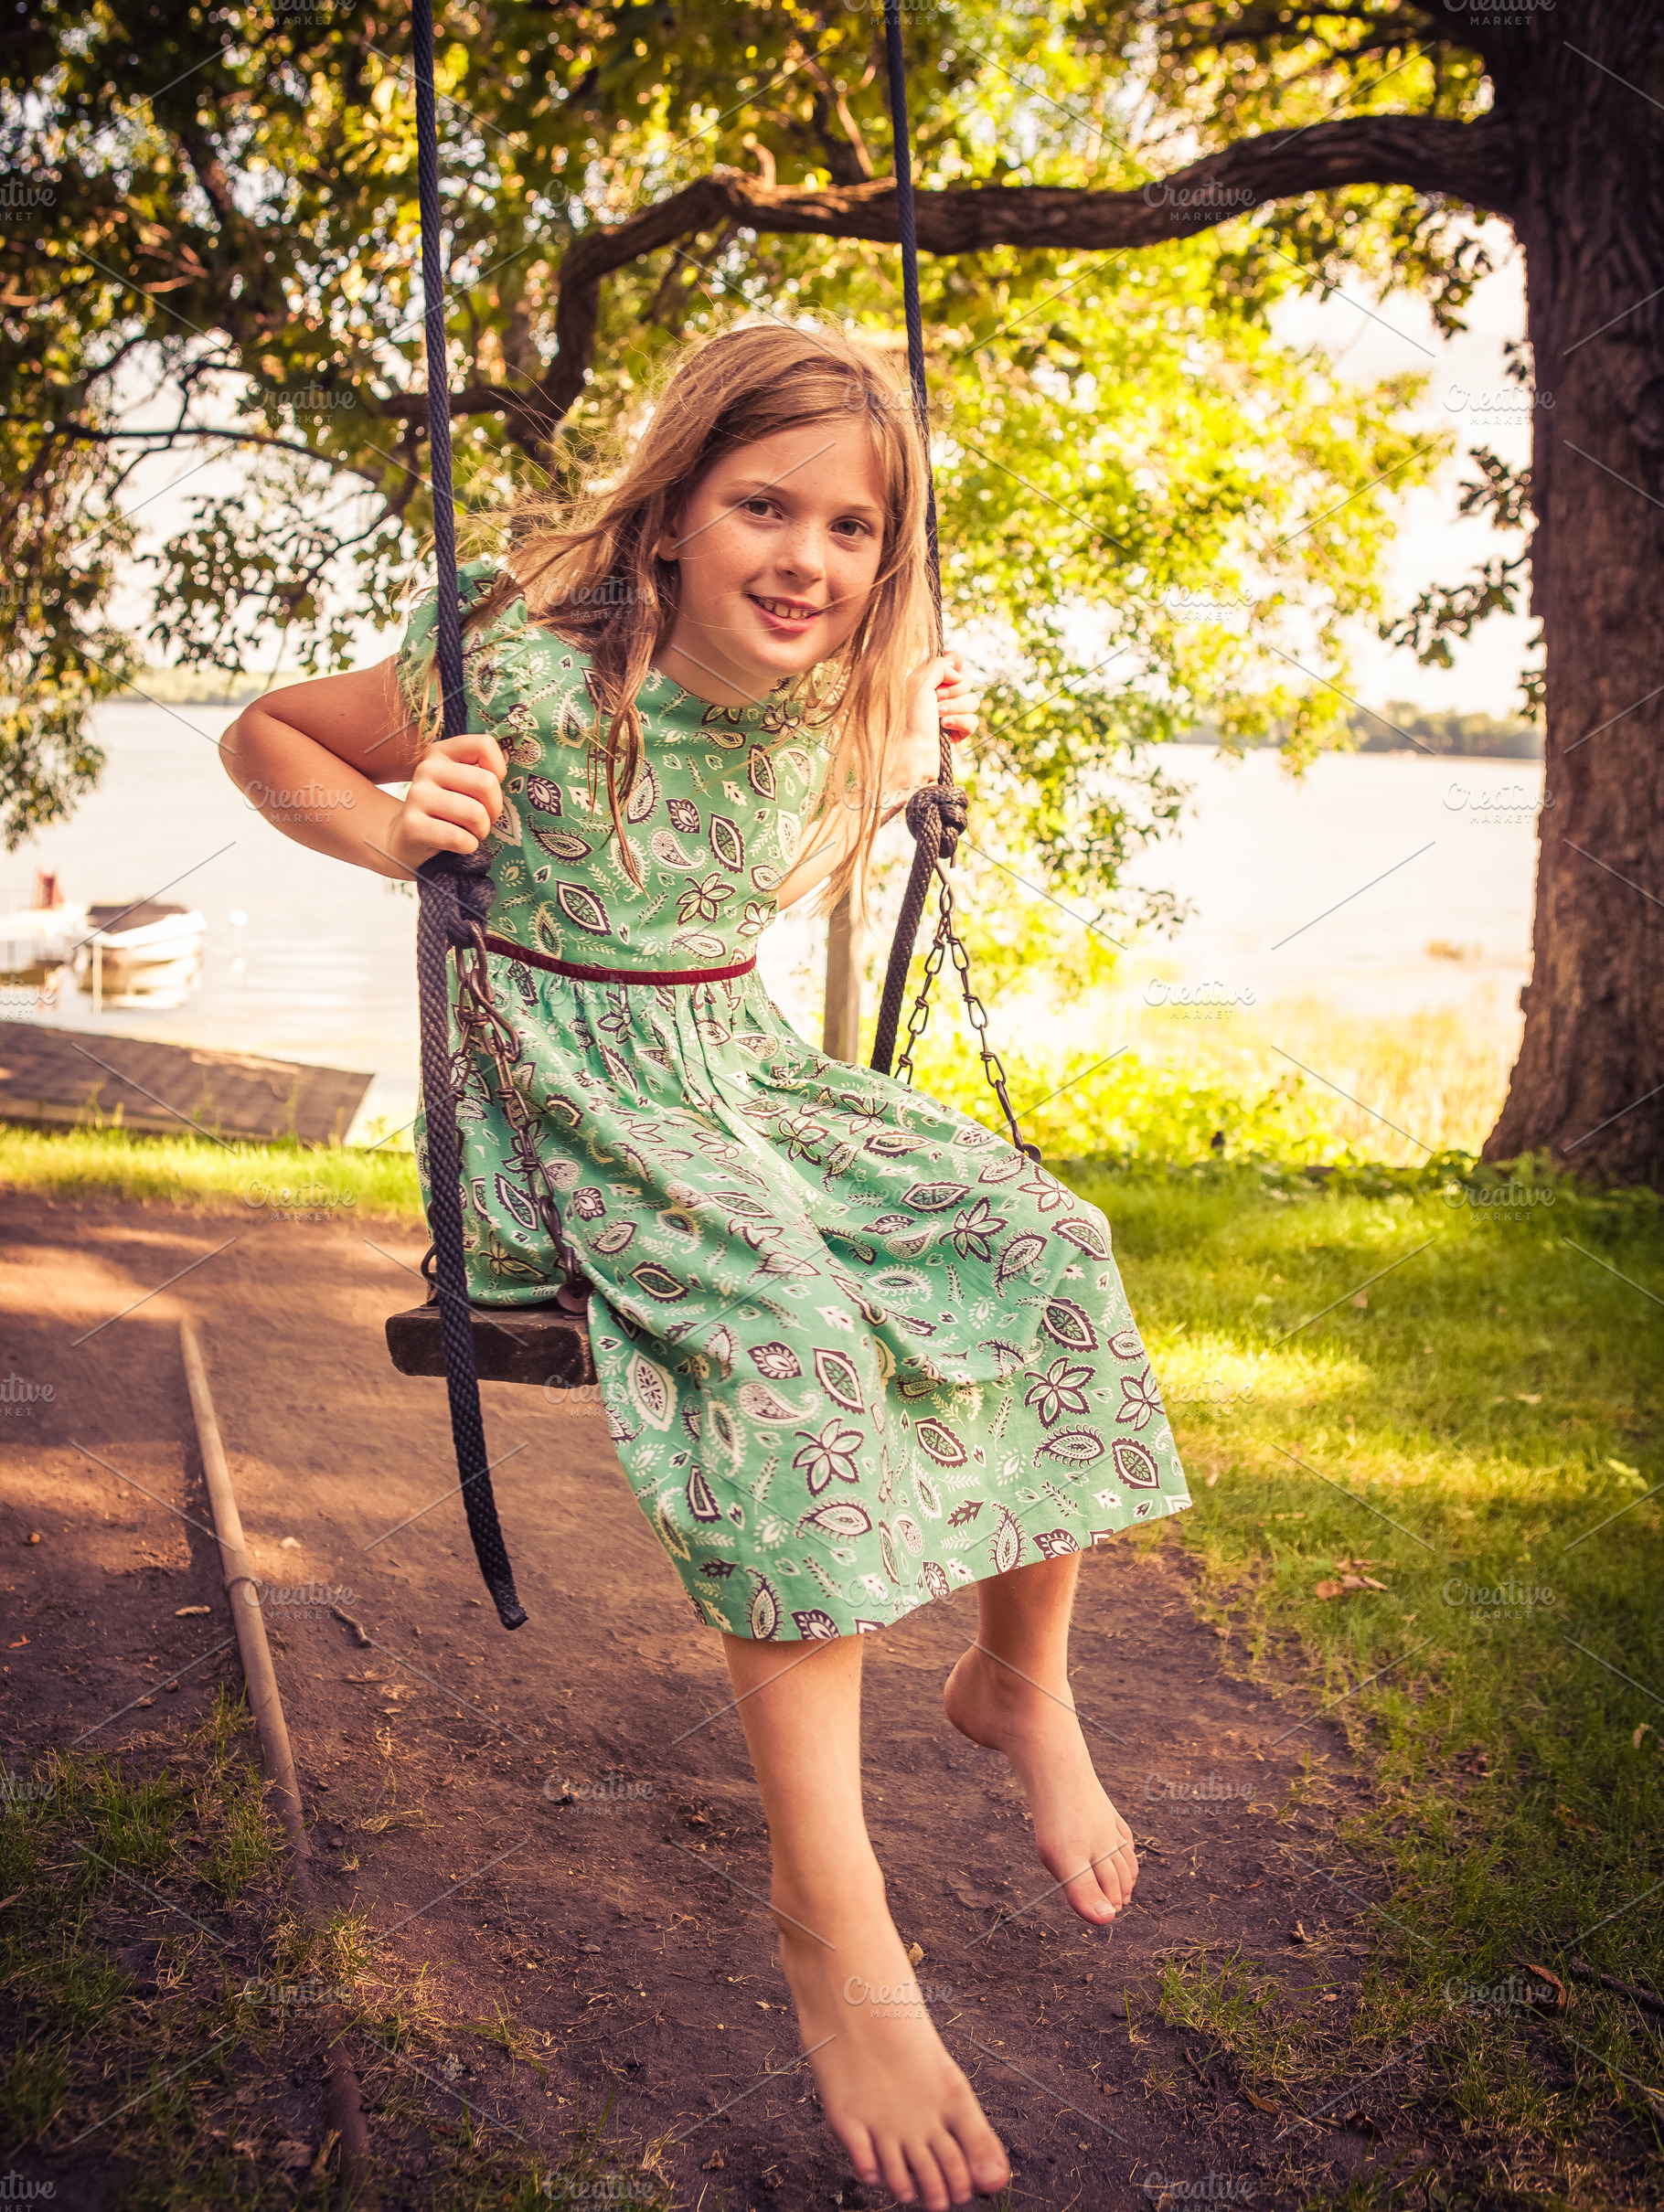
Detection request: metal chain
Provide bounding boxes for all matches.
[894,856,1041,1163]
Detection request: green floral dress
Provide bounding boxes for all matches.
[404,561,1190,1642]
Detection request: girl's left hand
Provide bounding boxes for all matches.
[935,652,981,744]
[899,653,981,783]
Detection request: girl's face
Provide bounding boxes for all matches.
[654,420,889,705]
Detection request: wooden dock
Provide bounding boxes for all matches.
[0,1022,374,1146]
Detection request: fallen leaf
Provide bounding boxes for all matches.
[273,2140,312,2171]
[1514,1960,1567,2012]
[1289,1921,1308,1944]
[175,1605,211,1618]
[906,1941,923,1966]
[1552,1803,1601,1838]
[1342,2108,1383,2138]
[1101,2082,1118,2097]
[951,1884,1008,1913]
[1514,1393,1541,1404]
[1243,2089,1278,2112]
[1334,1557,1376,1570]
[1351,1291,1369,1309]
[1315,1572,1387,1599]
[1635,1723,1653,1749]
[701,2151,724,2172]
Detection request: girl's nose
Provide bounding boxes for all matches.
[775,526,827,582]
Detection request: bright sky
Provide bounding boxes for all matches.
[1273,219,1535,722]
[103,223,1536,718]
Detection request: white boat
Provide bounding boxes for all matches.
[74,902,207,1010]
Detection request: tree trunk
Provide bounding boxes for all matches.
[822,890,865,1063]
[1484,5,1664,1186]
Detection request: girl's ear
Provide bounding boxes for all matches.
[653,505,683,564]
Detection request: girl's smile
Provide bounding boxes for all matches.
[750,592,828,634]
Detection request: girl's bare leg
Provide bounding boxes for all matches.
[721,1631,1010,2208]
[943,1554,1139,1924]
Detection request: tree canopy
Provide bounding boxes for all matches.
[3,0,1452,906]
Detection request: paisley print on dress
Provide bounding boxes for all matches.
[401,559,1190,1642]
[556,882,611,935]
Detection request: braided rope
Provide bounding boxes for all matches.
[411,0,529,1631]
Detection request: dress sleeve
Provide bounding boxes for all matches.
[394,556,503,735]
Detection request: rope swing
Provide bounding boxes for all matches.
[402,0,1033,1629]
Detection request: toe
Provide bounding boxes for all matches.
[928,2129,976,2205]
[843,2122,882,2191]
[906,2140,954,2212]
[1064,1865,1117,1924]
[875,2132,919,2205]
[1099,1829,1137,1906]
[957,2126,1010,2196]
[946,2098,1010,2196]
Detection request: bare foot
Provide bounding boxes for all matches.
[943,1641,1137,1926]
[772,1871,1010,2207]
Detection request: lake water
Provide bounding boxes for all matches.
[1,705,1541,1139]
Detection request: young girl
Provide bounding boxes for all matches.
[226,322,1190,2209]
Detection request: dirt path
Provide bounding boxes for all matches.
[1,1189,1428,2208]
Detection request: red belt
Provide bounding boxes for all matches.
[482,931,757,986]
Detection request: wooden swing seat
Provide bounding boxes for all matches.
[386,1296,596,1389]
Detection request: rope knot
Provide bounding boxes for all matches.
[418,849,494,947]
[904,782,968,859]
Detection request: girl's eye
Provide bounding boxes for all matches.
[743,498,776,517]
[833,518,872,541]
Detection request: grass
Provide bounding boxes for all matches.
[0,1122,421,1217]
[1079,1154,1664,2199]
[0,1697,681,2206]
[904,994,1519,1165]
[0,1691,288,2201]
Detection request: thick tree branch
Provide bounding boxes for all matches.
[376,110,1516,459]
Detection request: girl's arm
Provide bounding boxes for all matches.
[219,657,507,880]
[774,654,979,911]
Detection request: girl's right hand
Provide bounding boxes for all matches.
[386,732,507,874]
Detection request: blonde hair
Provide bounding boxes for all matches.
[399,321,936,917]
